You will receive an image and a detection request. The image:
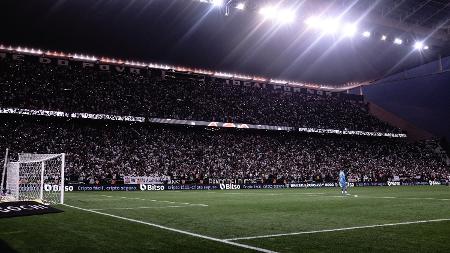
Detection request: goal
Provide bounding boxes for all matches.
[1,151,65,204]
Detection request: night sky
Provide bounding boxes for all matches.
[0,0,442,84]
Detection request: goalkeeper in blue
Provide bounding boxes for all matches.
[339,170,348,195]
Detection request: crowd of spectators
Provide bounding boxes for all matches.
[1,55,447,185]
[0,57,400,133]
[0,115,447,185]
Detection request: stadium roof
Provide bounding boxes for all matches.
[0,0,449,85]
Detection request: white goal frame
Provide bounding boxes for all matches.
[1,152,65,204]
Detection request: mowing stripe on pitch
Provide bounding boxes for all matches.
[225,218,450,241]
[63,204,277,253]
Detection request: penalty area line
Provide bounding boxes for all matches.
[62,204,277,253]
[225,218,450,241]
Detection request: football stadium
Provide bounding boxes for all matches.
[1,0,450,252]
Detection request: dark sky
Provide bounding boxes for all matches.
[0,0,443,84]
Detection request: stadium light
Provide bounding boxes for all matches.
[305,16,341,34]
[321,18,340,34]
[342,23,357,37]
[362,31,371,37]
[211,0,224,7]
[413,41,428,51]
[381,35,387,41]
[235,2,245,10]
[259,6,296,24]
[259,6,275,17]
[305,16,321,27]
[393,38,403,45]
[414,41,424,50]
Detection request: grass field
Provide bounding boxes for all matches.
[1,186,450,253]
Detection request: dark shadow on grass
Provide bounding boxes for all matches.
[0,240,18,253]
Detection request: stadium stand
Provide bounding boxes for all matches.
[0,115,448,185]
[0,52,448,185]
[0,55,400,133]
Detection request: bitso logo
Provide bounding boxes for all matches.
[429,181,441,186]
[219,184,240,190]
[387,181,401,186]
[44,184,74,192]
[140,184,165,191]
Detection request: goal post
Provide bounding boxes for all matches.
[0,148,8,194]
[1,153,65,204]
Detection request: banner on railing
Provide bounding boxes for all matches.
[0,107,406,138]
[124,176,170,184]
[61,181,446,191]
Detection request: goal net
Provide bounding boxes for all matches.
[1,153,65,204]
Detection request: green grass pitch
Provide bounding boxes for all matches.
[1,186,450,252]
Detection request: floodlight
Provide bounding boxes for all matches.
[414,41,424,50]
[362,31,371,37]
[305,16,320,27]
[278,9,296,24]
[321,18,340,34]
[342,23,357,37]
[305,16,340,33]
[236,2,245,10]
[423,45,429,50]
[259,6,296,24]
[259,6,276,18]
[393,38,403,45]
[381,35,387,41]
[211,0,224,7]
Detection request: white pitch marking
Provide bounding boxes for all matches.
[90,205,185,210]
[89,205,208,211]
[370,196,450,201]
[63,204,277,253]
[225,218,450,241]
[99,195,207,206]
[294,195,450,201]
[284,192,326,195]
